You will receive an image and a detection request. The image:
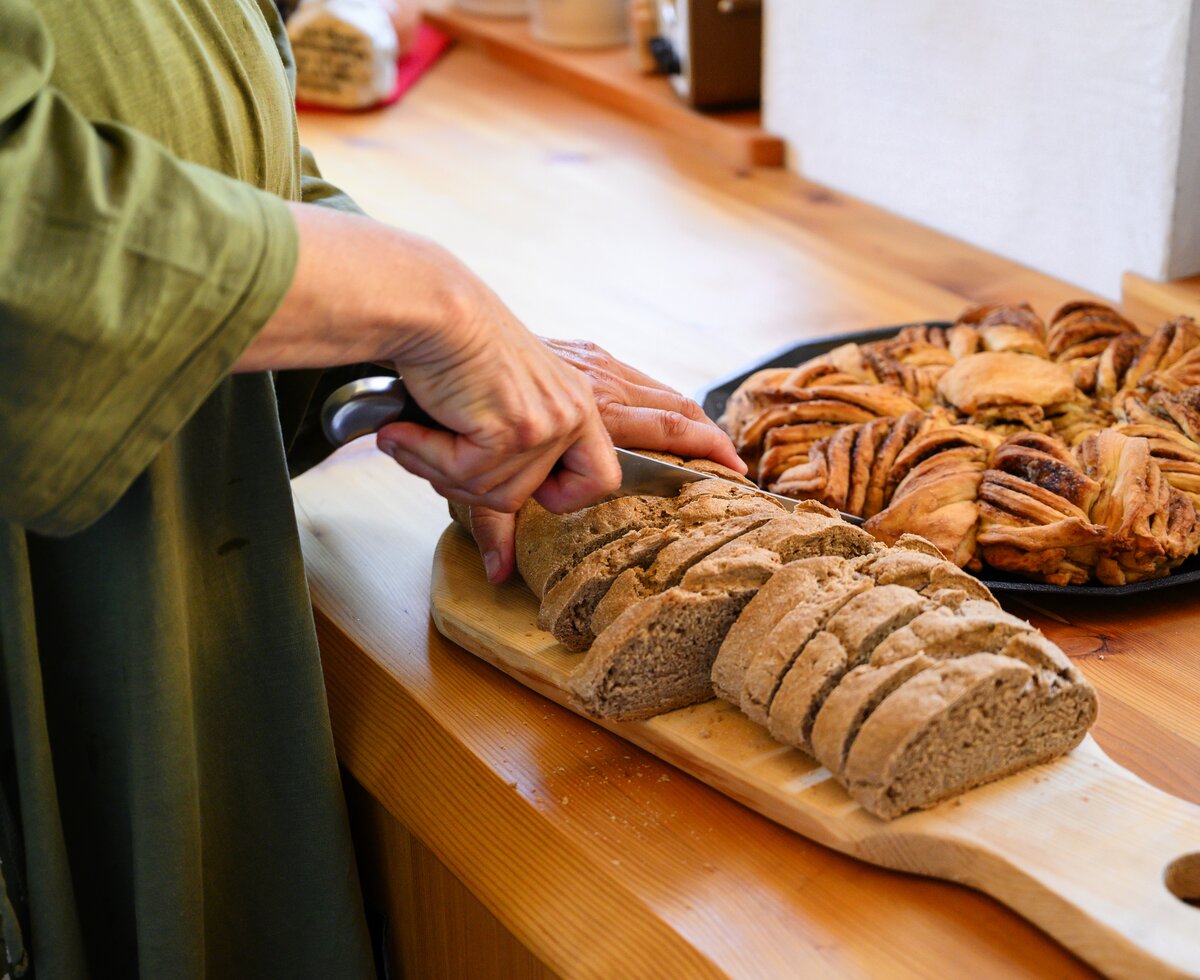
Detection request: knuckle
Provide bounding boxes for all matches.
[594,389,622,418]
[512,415,551,448]
[658,410,692,439]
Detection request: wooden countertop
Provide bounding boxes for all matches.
[294,45,1200,978]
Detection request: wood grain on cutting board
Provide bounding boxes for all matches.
[430,522,1200,980]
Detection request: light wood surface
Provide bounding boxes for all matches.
[345,773,557,979]
[295,43,1200,980]
[422,8,784,169]
[429,523,1200,979]
[1123,271,1200,327]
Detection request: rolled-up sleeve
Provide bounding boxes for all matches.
[0,0,299,536]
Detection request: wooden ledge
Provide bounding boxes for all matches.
[423,8,784,170]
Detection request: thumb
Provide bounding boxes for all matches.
[470,506,517,584]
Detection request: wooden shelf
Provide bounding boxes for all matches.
[423,8,785,170]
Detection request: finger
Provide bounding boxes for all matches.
[545,338,676,394]
[533,415,620,513]
[597,404,747,473]
[469,506,517,583]
[377,421,554,502]
[383,437,557,513]
[605,382,711,424]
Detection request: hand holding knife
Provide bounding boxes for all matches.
[321,376,862,523]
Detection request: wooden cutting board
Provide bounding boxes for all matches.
[430,524,1200,979]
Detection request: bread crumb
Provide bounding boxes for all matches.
[611,858,621,867]
[561,796,569,805]
[658,774,671,783]
[699,729,712,739]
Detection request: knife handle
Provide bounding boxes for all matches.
[321,376,447,447]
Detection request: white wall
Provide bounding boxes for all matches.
[763,1,1200,297]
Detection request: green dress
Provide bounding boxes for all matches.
[0,0,375,975]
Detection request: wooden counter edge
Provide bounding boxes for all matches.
[315,607,728,979]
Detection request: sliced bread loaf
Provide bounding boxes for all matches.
[738,560,874,726]
[870,601,1037,667]
[809,654,937,777]
[710,560,837,702]
[516,496,675,599]
[766,585,930,751]
[863,548,996,603]
[591,514,772,638]
[842,652,1097,819]
[569,581,762,721]
[537,526,679,652]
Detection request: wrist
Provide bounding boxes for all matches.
[375,233,484,369]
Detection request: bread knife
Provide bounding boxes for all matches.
[320,376,863,524]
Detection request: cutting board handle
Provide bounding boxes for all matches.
[871,737,1200,978]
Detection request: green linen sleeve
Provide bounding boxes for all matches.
[0,0,300,537]
[300,146,365,216]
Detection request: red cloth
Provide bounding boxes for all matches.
[295,22,453,114]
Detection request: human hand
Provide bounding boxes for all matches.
[375,287,622,537]
[464,338,747,583]
[541,338,745,473]
[239,207,621,578]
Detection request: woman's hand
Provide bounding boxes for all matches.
[465,339,746,583]
[235,205,744,584]
[542,338,745,473]
[236,205,622,576]
[374,300,623,520]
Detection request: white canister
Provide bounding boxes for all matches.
[531,0,629,48]
[456,0,530,17]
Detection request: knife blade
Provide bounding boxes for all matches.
[320,376,863,524]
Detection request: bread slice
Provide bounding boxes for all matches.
[863,548,996,603]
[842,652,1097,819]
[809,654,937,777]
[516,496,675,599]
[537,527,679,652]
[670,480,786,525]
[710,561,834,702]
[569,582,762,721]
[695,510,878,573]
[566,527,820,719]
[515,478,781,601]
[870,600,1037,667]
[766,585,930,750]
[679,548,784,592]
[738,560,874,726]
[591,515,771,638]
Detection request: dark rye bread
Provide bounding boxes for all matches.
[569,571,766,721]
[670,479,786,525]
[516,479,778,601]
[738,560,875,726]
[537,527,679,652]
[842,652,1097,819]
[809,654,937,777]
[568,514,865,720]
[766,585,930,751]
[711,561,833,702]
[870,600,1040,667]
[516,496,675,600]
[679,548,784,592]
[590,514,773,638]
[862,548,996,604]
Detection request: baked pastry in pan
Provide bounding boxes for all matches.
[720,301,1200,586]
